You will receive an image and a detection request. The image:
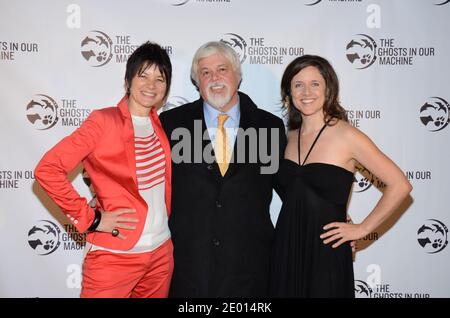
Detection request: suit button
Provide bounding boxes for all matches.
[212,238,220,246]
[215,200,222,208]
[207,164,213,170]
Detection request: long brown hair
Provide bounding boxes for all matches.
[281,55,348,130]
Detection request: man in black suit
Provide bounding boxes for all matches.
[159,41,286,297]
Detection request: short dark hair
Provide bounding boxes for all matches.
[281,54,348,130]
[125,41,172,99]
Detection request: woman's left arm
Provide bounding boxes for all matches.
[321,127,412,248]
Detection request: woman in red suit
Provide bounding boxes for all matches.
[35,42,173,298]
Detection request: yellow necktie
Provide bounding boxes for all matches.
[215,114,231,176]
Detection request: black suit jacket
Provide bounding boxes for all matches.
[159,92,287,297]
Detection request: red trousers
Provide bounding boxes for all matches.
[81,239,173,298]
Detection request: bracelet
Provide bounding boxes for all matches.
[87,209,102,232]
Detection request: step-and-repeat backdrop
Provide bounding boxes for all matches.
[1,0,449,298]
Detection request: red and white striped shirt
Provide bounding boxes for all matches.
[135,132,165,190]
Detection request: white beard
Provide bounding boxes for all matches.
[205,81,232,110]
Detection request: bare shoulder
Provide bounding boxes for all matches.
[327,120,376,157]
[337,121,382,162]
[326,119,353,138]
[335,120,369,142]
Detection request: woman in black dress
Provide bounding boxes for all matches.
[270,55,412,297]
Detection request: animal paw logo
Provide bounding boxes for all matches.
[417,219,448,254]
[28,220,61,255]
[26,94,59,130]
[80,30,113,67]
[162,96,189,112]
[220,33,247,64]
[353,163,374,192]
[346,34,377,69]
[354,280,373,298]
[419,97,450,132]
[172,0,190,5]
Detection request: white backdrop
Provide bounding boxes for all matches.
[0,0,449,298]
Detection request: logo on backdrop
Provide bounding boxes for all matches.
[162,96,189,112]
[219,33,305,65]
[353,167,372,193]
[172,0,190,5]
[80,30,173,67]
[26,94,59,130]
[28,221,86,255]
[346,34,436,69]
[353,163,385,193]
[354,280,373,298]
[28,220,61,255]
[435,0,450,5]
[220,33,248,63]
[171,0,231,6]
[355,279,430,298]
[417,219,448,254]
[305,0,362,5]
[346,34,377,69]
[305,0,322,5]
[419,97,450,132]
[26,94,91,129]
[80,30,113,67]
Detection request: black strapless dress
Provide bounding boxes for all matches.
[270,124,355,298]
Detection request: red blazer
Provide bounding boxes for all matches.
[35,96,172,250]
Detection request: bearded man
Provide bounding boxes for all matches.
[159,41,286,297]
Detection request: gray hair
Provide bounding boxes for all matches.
[190,41,242,87]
